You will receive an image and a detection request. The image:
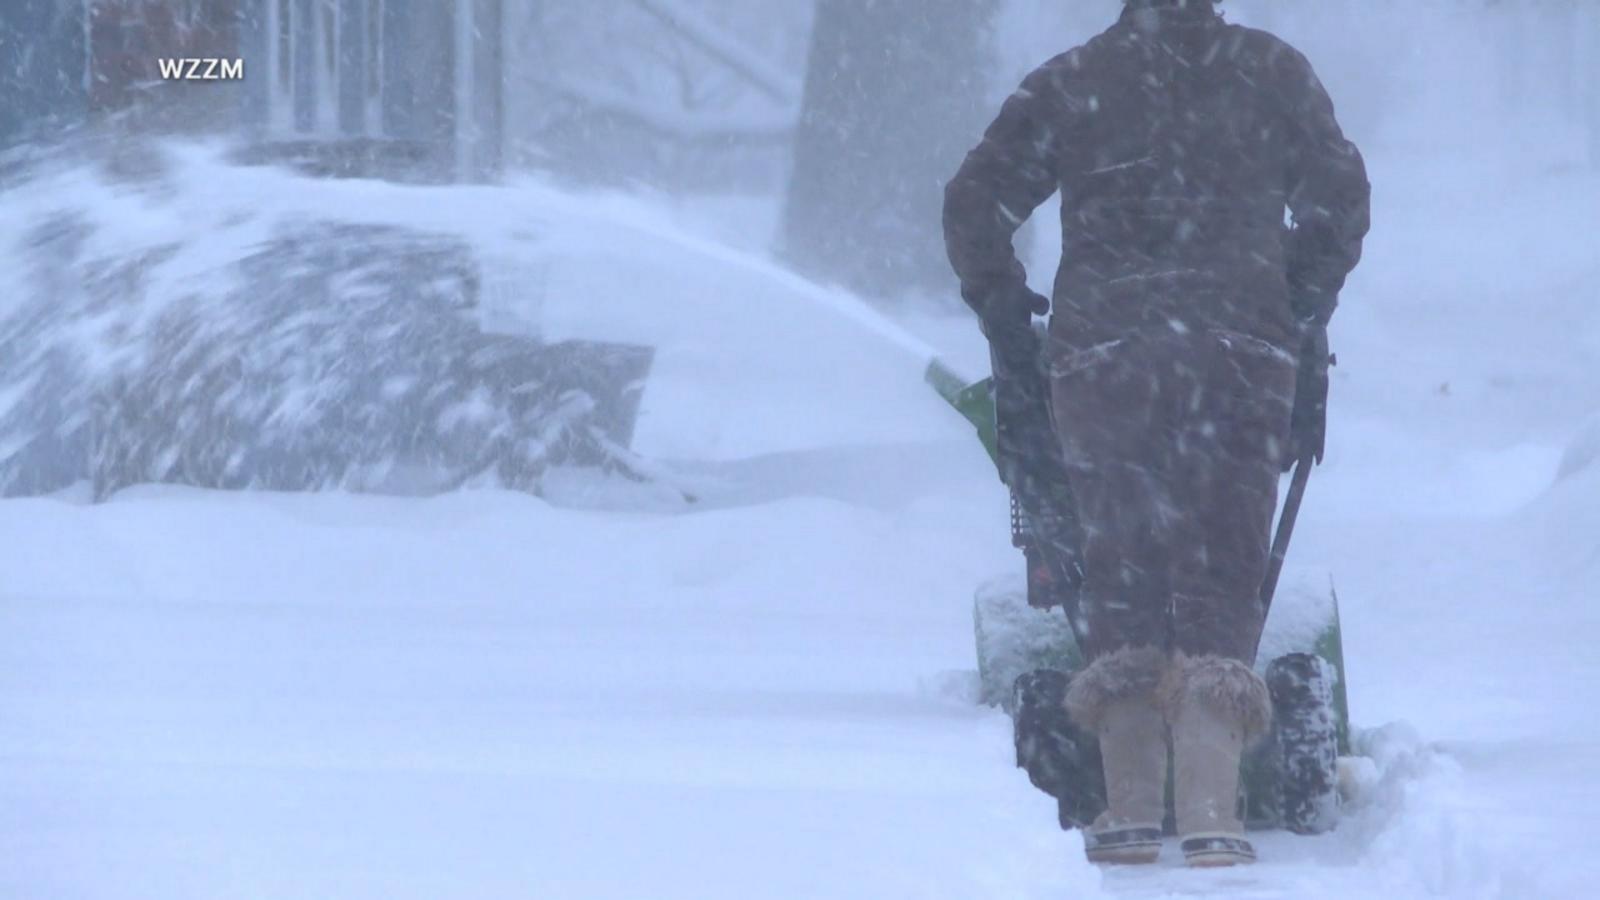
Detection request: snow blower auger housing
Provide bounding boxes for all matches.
[925,336,1354,835]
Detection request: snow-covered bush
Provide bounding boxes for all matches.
[0,161,651,500]
[1,137,959,501]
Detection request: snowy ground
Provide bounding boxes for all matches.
[2,133,1598,899]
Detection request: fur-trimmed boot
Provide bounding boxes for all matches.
[1064,646,1168,865]
[1163,654,1273,868]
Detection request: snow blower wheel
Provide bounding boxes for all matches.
[1011,668,1105,830]
[1262,652,1342,834]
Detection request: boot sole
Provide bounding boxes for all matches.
[1181,833,1256,868]
[1085,826,1163,865]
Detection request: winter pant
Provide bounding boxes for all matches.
[1048,330,1296,665]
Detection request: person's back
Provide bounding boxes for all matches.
[942,0,1370,870]
[946,0,1368,350]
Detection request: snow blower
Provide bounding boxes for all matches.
[925,329,1353,835]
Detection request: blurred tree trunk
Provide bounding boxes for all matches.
[1547,0,1577,119]
[782,0,999,302]
[1495,1,1526,114]
[0,0,86,143]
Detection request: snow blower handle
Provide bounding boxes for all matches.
[1260,451,1314,619]
[1262,326,1335,614]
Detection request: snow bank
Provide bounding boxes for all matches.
[1326,722,1593,900]
[1555,416,1600,481]
[2,212,653,498]
[1528,429,1600,590]
[0,139,964,501]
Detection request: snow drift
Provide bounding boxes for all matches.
[0,142,660,499]
[0,139,955,502]
[4,212,651,498]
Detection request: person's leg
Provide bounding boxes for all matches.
[1165,332,1296,866]
[1066,654,1168,863]
[1163,653,1272,865]
[1169,332,1295,660]
[1050,339,1175,863]
[1050,338,1178,664]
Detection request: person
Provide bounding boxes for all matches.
[942,0,1370,868]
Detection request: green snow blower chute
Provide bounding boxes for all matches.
[925,328,1354,835]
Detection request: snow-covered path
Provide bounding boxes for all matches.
[4,442,1596,899]
[0,482,1098,899]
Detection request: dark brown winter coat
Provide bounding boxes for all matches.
[943,0,1370,351]
[944,1,1370,665]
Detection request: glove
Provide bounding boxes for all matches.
[980,285,1049,425]
[977,284,1049,338]
[990,333,1051,490]
[1285,323,1332,471]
